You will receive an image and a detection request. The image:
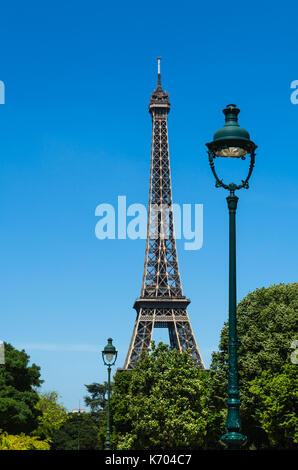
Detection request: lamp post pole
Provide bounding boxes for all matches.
[105,363,112,451]
[102,338,117,451]
[206,104,257,450]
[71,405,86,451]
[221,189,246,449]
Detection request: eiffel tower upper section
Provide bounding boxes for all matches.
[140,58,183,301]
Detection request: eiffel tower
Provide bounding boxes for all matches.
[123,59,204,370]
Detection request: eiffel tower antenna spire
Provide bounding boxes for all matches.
[122,60,205,370]
[157,57,161,87]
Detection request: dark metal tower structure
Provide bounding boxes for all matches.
[123,59,204,370]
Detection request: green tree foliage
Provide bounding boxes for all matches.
[33,392,69,442]
[97,372,129,450]
[0,343,43,434]
[210,282,298,448]
[84,381,111,448]
[110,342,209,450]
[84,382,108,425]
[51,412,100,450]
[0,430,50,450]
[249,363,298,448]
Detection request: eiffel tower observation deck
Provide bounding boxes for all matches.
[123,59,204,370]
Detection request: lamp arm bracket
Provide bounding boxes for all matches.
[208,150,256,194]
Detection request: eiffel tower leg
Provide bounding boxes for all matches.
[176,321,205,368]
[123,313,154,370]
[168,322,180,350]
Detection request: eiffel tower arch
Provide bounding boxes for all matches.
[123,59,204,370]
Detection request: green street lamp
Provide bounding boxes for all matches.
[72,405,86,450]
[102,338,117,451]
[206,104,257,450]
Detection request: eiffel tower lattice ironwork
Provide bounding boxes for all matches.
[123,59,205,370]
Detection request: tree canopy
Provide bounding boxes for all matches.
[33,392,69,442]
[0,343,43,434]
[249,362,298,448]
[109,342,209,450]
[84,382,108,425]
[51,412,100,450]
[0,430,50,450]
[210,282,298,448]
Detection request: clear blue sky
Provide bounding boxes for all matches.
[0,0,297,411]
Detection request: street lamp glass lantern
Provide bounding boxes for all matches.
[102,338,117,366]
[215,146,248,158]
[105,352,114,363]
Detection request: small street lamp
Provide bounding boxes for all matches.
[206,104,257,450]
[102,338,118,451]
[72,405,86,450]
